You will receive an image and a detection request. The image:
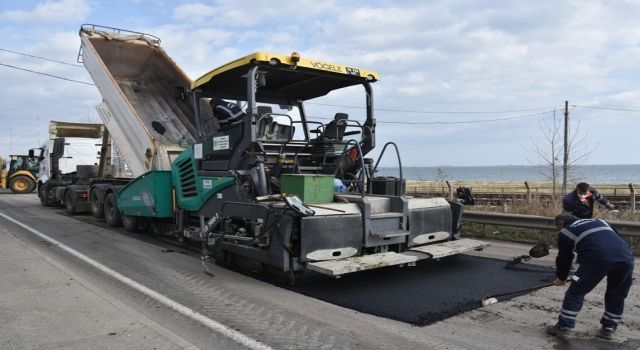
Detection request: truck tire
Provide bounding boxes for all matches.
[65,190,77,214]
[90,190,104,218]
[9,175,35,194]
[39,183,52,206]
[104,193,122,227]
[121,215,139,233]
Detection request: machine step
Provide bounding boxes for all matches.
[306,252,417,276]
[370,212,404,219]
[370,229,409,238]
[409,238,490,259]
[306,238,490,277]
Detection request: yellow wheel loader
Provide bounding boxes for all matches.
[0,149,42,194]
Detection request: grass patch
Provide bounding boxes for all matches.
[462,223,640,256]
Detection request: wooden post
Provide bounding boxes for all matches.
[630,183,636,213]
[561,100,569,195]
[445,180,453,200]
[524,181,531,203]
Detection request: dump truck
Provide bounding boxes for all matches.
[76,24,488,278]
[0,150,41,194]
[37,121,113,210]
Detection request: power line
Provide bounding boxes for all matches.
[382,110,554,124]
[309,110,554,125]
[0,62,94,86]
[573,105,640,113]
[0,48,84,67]
[307,102,556,115]
[0,48,567,126]
[1,49,562,118]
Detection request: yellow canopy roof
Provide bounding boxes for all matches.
[192,52,379,102]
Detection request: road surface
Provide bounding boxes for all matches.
[0,193,638,349]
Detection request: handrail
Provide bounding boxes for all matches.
[256,113,294,143]
[312,119,365,140]
[462,211,640,237]
[80,24,161,43]
[334,119,364,140]
[371,142,403,194]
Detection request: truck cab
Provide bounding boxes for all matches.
[37,121,107,208]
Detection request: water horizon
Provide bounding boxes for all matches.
[375,164,640,184]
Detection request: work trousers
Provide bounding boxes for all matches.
[558,260,634,329]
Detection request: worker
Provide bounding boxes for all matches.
[210,98,245,127]
[563,182,615,219]
[546,214,635,340]
[456,185,475,205]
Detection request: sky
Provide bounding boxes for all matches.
[0,0,639,167]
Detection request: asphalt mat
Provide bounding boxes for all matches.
[282,254,555,326]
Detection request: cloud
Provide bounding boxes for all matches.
[1,0,639,167]
[173,0,338,27]
[172,3,218,24]
[1,0,90,23]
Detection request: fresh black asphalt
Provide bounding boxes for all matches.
[284,255,555,326]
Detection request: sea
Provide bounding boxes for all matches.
[375,164,640,184]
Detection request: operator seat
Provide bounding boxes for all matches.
[324,113,349,141]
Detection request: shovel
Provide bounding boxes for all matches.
[506,242,550,267]
[481,281,555,307]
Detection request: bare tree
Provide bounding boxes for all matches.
[436,167,449,196]
[525,111,563,195]
[525,109,598,196]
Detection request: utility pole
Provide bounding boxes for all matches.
[561,101,569,195]
[9,128,12,155]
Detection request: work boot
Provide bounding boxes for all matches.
[546,323,571,338]
[597,326,615,340]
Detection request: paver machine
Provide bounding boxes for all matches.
[79,25,488,278]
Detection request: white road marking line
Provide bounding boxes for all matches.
[0,211,274,350]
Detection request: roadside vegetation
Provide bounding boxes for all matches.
[406,181,640,255]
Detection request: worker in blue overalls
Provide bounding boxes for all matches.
[563,182,615,219]
[546,214,635,340]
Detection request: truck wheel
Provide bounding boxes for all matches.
[90,190,104,218]
[9,175,35,194]
[104,193,122,227]
[39,184,52,206]
[65,190,77,214]
[121,215,139,233]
